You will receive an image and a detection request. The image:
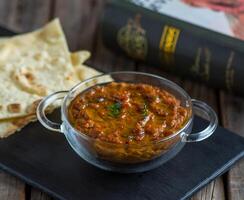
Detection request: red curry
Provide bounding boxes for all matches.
[68,82,189,163]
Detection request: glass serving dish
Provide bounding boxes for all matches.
[37,71,218,173]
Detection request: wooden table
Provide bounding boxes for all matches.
[0,0,243,199]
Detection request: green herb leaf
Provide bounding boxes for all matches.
[142,103,148,117]
[108,102,121,117]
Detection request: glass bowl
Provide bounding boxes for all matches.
[36,71,218,173]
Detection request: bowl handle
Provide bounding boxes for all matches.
[36,91,68,132]
[181,99,218,142]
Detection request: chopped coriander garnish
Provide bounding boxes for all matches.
[142,103,148,117]
[108,102,121,117]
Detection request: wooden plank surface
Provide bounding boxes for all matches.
[183,81,225,200]
[0,0,243,200]
[0,172,25,200]
[30,188,53,200]
[135,66,226,200]
[53,0,105,51]
[0,0,52,32]
[220,92,244,200]
[0,1,52,200]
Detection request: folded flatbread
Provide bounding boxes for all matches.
[0,63,102,138]
[0,19,111,138]
[0,19,80,120]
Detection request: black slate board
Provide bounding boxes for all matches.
[0,113,244,200]
[0,27,244,200]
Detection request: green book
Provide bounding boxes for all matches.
[102,0,244,96]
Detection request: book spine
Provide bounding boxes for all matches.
[101,0,244,96]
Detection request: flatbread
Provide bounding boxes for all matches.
[76,64,101,79]
[0,19,80,119]
[70,51,91,66]
[0,63,103,138]
[0,63,114,138]
[0,18,112,137]
[70,50,101,80]
[0,114,36,138]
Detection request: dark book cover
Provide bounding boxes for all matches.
[102,0,244,96]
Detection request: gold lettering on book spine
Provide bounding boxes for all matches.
[191,47,211,81]
[159,25,180,53]
[117,14,147,60]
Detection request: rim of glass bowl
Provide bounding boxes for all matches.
[62,71,193,145]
